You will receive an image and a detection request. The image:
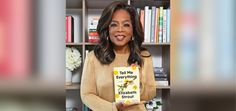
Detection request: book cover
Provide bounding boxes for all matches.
[113,66,140,104]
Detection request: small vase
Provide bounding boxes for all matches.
[66,68,72,85]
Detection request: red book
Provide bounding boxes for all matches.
[0,0,31,78]
[65,16,68,42]
[66,16,74,43]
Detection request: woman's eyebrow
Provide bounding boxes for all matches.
[111,20,131,23]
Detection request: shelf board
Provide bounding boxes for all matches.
[84,42,98,45]
[65,83,80,90]
[157,85,170,89]
[66,43,83,46]
[143,42,170,46]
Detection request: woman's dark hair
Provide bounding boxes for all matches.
[94,1,148,66]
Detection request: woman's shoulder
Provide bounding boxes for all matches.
[86,50,96,60]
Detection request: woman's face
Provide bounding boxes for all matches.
[109,9,133,49]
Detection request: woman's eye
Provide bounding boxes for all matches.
[109,23,117,27]
[124,24,130,27]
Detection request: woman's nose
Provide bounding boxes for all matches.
[117,26,124,32]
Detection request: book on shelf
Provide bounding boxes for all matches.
[153,67,164,74]
[162,9,167,43]
[166,8,171,43]
[0,0,31,77]
[66,16,74,43]
[153,67,169,87]
[158,6,163,43]
[144,6,151,43]
[113,66,140,104]
[138,6,170,44]
[155,77,168,81]
[150,6,156,43]
[154,7,159,43]
[155,73,168,78]
[88,17,99,43]
[156,80,169,87]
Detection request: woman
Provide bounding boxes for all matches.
[81,1,156,111]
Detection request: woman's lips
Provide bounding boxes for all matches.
[115,35,125,41]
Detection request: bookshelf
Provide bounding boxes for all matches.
[66,0,174,110]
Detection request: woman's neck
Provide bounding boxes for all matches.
[114,45,130,54]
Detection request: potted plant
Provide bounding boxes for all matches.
[65,47,82,85]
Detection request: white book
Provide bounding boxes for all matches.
[166,9,171,43]
[147,9,152,43]
[144,6,151,43]
[150,6,156,43]
[156,80,169,86]
[114,66,140,104]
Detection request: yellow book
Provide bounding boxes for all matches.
[113,65,140,104]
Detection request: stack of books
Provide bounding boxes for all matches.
[154,67,169,86]
[88,17,99,43]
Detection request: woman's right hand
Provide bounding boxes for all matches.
[115,101,146,111]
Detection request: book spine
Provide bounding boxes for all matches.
[155,77,168,81]
[144,6,149,43]
[66,16,68,43]
[162,9,167,43]
[150,6,156,43]
[147,9,152,43]
[154,8,159,43]
[71,16,74,42]
[156,81,169,86]
[158,7,163,43]
[68,16,72,43]
[166,9,171,43]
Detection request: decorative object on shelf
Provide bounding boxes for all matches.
[66,47,82,85]
[145,97,162,111]
[66,107,78,111]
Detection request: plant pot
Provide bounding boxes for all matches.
[66,68,72,85]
